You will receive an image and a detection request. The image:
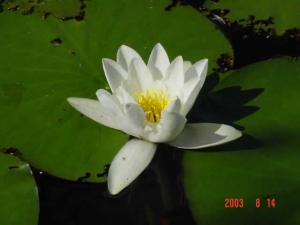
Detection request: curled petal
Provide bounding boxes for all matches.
[168,123,242,149]
[108,139,157,195]
[147,43,170,79]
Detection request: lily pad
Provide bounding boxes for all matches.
[183,58,300,225]
[1,0,84,20]
[0,152,39,225]
[0,0,232,182]
[1,0,38,15]
[37,0,84,20]
[204,0,300,34]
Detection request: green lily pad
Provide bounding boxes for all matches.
[1,0,38,15]
[204,0,300,34]
[0,152,39,225]
[37,0,84,20]
[0,0,232,182]
[1,0,84,20]
[183,58,300,225]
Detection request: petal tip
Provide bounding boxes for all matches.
[107,181,122,195]
[102,58,111,65]
[66,97,78,105]
[233,128,243,139]
[216,124,243,143]
[203,58,209,67]
[107,167,124,195]
[118,44,133,53]
[174,55,183,62]
[151,43,167,55]
[194,58,208,77]
[95,89,102,96]
[119,44,128,49]
[107,139,157,195]
[154,42,163,49]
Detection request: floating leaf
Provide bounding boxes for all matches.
[37,0,84,20]
[183,58,300,225]
[0,0,232,182]
[1,0,84,20]
[0,152,39,225]
[204,0,300,34]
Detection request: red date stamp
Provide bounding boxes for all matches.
[255,197,276,208]
[224,198,244,208]
[224,197,276,208]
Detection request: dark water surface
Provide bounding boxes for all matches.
[34,148,196,225]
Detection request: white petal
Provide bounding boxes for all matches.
[145,111,186,143]
[102,58,128,93]
[165,97,181,113]
[147,66,164,81]
[184,58,208,83]
[108,139,157,195]
[193,58,208,77]
[123,103,145,137]
[115,83,136,105]
[181,59,208,116]
[164,56,184,93]
[147,43,170,79]
[183,60,192,73]
[67,97,120,130]
[168,123,242,149]
[96,89,122,116]
[95,89,141,135]
[117,45,142,71]
[128,58,153,91]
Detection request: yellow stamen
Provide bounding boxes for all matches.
[135,88,171,123]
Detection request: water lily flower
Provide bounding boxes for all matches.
[67,43,242,195]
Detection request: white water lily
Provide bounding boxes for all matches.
[67,43,242,195]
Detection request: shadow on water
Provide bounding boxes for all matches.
[34,169,134,225]
[188,73,263,127]
[185,72,264,153]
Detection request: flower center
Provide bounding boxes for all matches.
[135,88,171,123]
